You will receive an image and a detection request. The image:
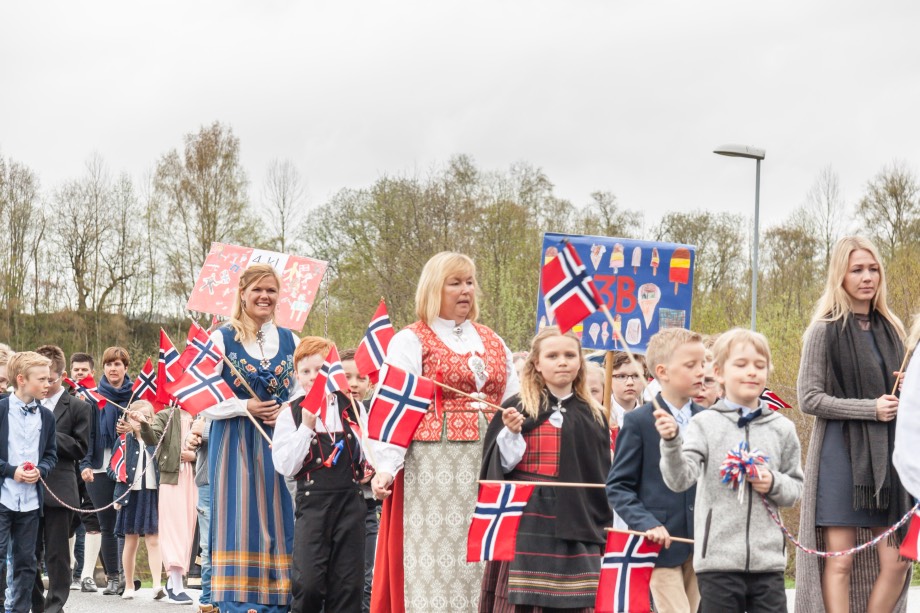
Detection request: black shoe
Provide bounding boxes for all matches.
[134,579,141,591]
[81,577,98,593]
[102,579,119,595]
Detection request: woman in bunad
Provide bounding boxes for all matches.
[202,263,298,613]
[370,252,520,612]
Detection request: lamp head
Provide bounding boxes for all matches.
[713,144,765,160]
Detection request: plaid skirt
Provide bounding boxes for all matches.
[479,485,602,611]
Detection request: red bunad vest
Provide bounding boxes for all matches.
[407,321,508,441]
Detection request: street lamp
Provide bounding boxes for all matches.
[714,144,766,331]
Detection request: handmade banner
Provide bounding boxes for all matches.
[186,242,327,332]
[536,233,696,353]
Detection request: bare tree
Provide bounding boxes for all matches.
[803,166,846,267]
[0,156,43,316]
[262,159,306,252]
[858,160,920,258]
[579,190,642,238]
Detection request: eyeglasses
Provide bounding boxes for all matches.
[701,377,718,389]
[612,374,641,382]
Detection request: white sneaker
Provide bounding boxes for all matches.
[122,588,135,600]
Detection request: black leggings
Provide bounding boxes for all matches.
[86,472,121,579]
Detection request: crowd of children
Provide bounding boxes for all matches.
[0,235,917,613]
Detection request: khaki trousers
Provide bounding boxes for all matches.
[649,555,700,613]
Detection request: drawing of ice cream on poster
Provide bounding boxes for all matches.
[187,242,327,332]
[536,233,695,353]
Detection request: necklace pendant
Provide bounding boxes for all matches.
[468,354,486,376]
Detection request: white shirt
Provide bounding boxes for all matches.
[43,388,65,413]
[662,397,693,437]
[370,318,521,477]
[495,392,574,473]
[894,351,920,500]
[202,322,301,420]
[611,397,640,429]
[272,394,369,477]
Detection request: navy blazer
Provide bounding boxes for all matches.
[110,434,158,508]
[0,396,58,513]
[606,394,703,567]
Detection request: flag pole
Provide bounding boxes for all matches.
[345,393,381,470]
[479,479,606,489]
[429,379,504,413]
[605,527,694,545]
[218,355,274,446]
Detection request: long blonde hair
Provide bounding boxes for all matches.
[811,236,905,339]
[415,252,480,324]
[519,326,606,425]
[230,264,281,344]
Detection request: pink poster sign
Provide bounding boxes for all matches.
[185,242,327,332]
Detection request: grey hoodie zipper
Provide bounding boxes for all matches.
[744,423,752,572]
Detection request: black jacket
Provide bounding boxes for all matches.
[42,391,91,508]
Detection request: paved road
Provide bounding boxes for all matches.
[62,586,920,611]
[63,588,202,611]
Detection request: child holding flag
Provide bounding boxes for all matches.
[655,328,804,612]
[272,336,368,613]
[478,326,612,611]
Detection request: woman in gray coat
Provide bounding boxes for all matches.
[796,236,912,613]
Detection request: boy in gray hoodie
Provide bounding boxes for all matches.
[656,328,804,613]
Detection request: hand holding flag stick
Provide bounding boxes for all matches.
[605,527,694,545]
[217,355,274,446]
[479,479,606,489]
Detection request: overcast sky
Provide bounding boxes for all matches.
[2,0,919,235]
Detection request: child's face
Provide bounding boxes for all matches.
[341,359,370,401]
[534,336,581,390]
[611,363,643,408]
[18,365,51,400]
[656,341,706,402]
[70,361,93,381]
[296,354,325,395]
[716,342,768,408]
[586,370,604,405]
[693,361,721,408]
[104,360,126,385]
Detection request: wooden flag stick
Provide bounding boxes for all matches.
[219,355,274,446]
[479,479,606,489]
[892,350,911,396]
[429,378,504,413]
[346,393,381,470]
[606,527,694,545]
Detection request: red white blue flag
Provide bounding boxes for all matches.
[355,299,395,383]
[760,388,792,411]
[300,344,351,424]
[156,329,183,404]
[64,375,108,410]
[366,364,434,448]
[109,434,127,483]
[167,360,235,417]
[466,482,534,562]
[596,531,661,613]
[899,509,920,560]
[541,241,604,334]
[131,358,158,406]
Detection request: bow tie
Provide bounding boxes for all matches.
[21,402,40,415]
[738,408,762,428]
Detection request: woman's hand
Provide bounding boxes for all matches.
[115,419,131,435]
[247,398,280,419]
[372,471,394,500]
[876,394,899,422]
[501,407,524,434]
[81,468,94,483]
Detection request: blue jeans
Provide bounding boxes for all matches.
[0,507,40,613]
[196,484,211,605]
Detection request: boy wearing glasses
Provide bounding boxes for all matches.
[609,352,648,427]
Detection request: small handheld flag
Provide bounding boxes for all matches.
[167,360,235,417]
[466,482,534,562]
[595,531,661,613]
[900,509,920,560]
[131,358,158,405]
[541,241,604,334]
[366,364,435,448]
[156,329,182,404]
[300,344,351,425]
[355,299,395,383]
[109,435,128,483]
[760,388,792,411]
[64,375,108,410]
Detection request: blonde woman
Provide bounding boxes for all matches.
[796,236,912,613]
[202,264,298,613]
[479,327,611,611]
[370,252,520,612]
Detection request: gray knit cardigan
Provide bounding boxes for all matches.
[795,321,911,613]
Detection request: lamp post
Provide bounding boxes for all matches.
[713,144,766,331]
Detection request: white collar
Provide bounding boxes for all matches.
[432,317,472,333]
[44,388,66,410]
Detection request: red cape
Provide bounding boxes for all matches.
[370,471,406,613]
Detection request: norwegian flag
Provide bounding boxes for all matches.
[131,358,158,405]
[595,531,661,613]
[355,300,395,383]
[466,482,534,562]
[366,365,435,448]
[899,509,920,560]
[64,375,108,410]
[109,434,127,483]
[166,360,235,417]
[541,241,604,334]
[156,329,182,404]
[761,388,792,411]
[300,345,351,424]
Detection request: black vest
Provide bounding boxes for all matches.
[290,392,364,493]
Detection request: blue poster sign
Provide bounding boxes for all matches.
[536,232,696,354]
